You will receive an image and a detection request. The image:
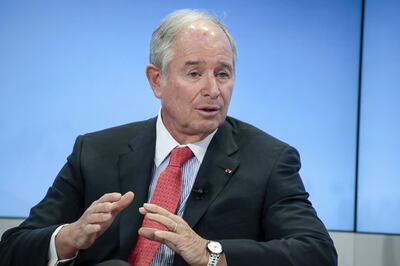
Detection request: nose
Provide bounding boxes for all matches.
[201,74,220,99]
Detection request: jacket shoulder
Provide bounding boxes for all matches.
[75,117,156,155]
[84,117,155,140]
[225,116,290,150]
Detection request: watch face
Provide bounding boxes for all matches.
[208,241,223,254]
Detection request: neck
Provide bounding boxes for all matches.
[159,109,214,144]
[165,125,210,144]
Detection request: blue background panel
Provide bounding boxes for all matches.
[0,0,360,231]
[357,0,400,234]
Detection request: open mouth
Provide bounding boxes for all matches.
[201,107,219,112]
[196,105,221,116]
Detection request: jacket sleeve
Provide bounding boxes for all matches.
[0,136,85,266]
[220,146,337,266]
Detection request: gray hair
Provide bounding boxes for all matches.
[150,9,237,79]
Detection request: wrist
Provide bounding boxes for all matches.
[201,248,209,266]
[196,238,210,266]
[55,224,79,259]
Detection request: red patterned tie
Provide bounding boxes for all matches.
[128,146,193,266]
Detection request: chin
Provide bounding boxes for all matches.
[194,120,222,134]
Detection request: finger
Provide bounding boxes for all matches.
[84,224,102,234]
[138,227,158,241]
[112,191,134,213]
[86,212,112,224]
[146,213,177,232]
[139,207,147,215]
[96,192,122,204]
[138,228,177,249]
[89,192,133,214]
[143,203,178,221]
[153,230,179,250]
[88,202,114,214]
[144,204,185,225]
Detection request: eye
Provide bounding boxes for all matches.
[188,71,201,78]
[216,71,231,79]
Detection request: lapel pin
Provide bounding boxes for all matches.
[224,168,232,174]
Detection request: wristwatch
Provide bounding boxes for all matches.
[207,240,223,266]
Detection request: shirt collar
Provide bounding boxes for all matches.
[155,109,217,167]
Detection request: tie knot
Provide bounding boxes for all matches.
[169,146,193,167]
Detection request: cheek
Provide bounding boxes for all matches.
[221,85,234,105]
[164,84,195,113]
[174,81,200,106]
[163,81,181,102]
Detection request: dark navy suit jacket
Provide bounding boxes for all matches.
[0,116,337,266]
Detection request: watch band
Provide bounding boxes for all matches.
[207,253,220,266]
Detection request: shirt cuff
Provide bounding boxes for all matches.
[48,224,78,266]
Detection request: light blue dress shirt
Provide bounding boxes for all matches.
[150,113,216,266]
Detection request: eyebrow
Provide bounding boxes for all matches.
[183,60,233,72]
[218,62,233,72]
[184,60,205,67]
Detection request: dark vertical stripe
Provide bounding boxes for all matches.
[354,0,366,232]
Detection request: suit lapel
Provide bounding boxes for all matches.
[118,118,157,259]
[116,118,239,258]
[183,120,239,228]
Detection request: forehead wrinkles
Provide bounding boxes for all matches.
[171,22,233,66]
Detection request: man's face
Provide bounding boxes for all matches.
[153,20,234,143]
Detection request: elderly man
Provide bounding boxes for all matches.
[0,9,337,266]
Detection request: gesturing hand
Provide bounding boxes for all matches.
[138,203,209,266]
[56,191,134,259]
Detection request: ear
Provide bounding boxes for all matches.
[146,64,163,99]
